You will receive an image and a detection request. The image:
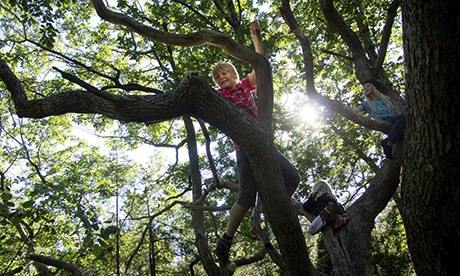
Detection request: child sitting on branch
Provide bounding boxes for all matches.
[303,181,349,235]
[354,79,406,159]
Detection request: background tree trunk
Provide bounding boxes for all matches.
[400,1,460,275]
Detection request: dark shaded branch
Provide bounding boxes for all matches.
[1,59,192,122]
[184,116,219,275]
[374,0,401,74]
[53,67,123,102]
[212,0,240,31]
[28,254,85,276]
[217,180,239,192]
[351,0,378,61]
[124,225,149,274]
[321,49,353,60]
[90,0,255,64]
[2,266,23,276]
[0,59,27,105]
[198,119,220,186]
[351,159,401,220]
[171,0,218,29]
[251,201,285,269]
[189,257,200,276]
[234,247,267,266]
[280,2,315,93]
[319,0,372,81]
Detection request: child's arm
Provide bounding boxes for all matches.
[248,20,265,86]
[353,104,364,113]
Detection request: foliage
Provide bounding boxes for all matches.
[0,0,412,275]
[371,202,414,276]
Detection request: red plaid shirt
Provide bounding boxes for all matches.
[217,77,258,117]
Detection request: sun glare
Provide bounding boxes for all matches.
[298,104,320,126]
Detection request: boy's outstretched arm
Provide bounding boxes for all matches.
[248,20,265,86]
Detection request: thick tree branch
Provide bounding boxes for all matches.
[2,266,23,276]
[351,159,401,221]
[1,58,195,123]
[27,255,86,276]
[319,0,372,82]
[89,0,274,131]
[251,201,285,269]
[90,0,254,64]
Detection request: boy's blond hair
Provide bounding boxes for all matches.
[211,62,240,84]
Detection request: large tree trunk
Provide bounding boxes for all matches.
[400,1,460,275]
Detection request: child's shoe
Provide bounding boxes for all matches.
[380,139,393,159]
[216,235,232,263]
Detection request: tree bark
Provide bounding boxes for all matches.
[400,1,460,275]
[184,116,220,275]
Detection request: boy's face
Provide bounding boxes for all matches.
[214,69,237,89]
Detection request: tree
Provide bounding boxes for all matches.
[400,1,460,275]
[2,0,454,275]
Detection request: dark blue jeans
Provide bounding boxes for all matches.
[385,114,406,142]
[236,150,300,208]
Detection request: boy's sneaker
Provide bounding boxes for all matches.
[380,139,393,159]
[216,235,232,263]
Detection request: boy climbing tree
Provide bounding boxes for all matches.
[212,21,300,265]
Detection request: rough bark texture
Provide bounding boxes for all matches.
[400,1,460,275]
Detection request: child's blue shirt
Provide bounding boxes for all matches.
[361,99,398,121]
